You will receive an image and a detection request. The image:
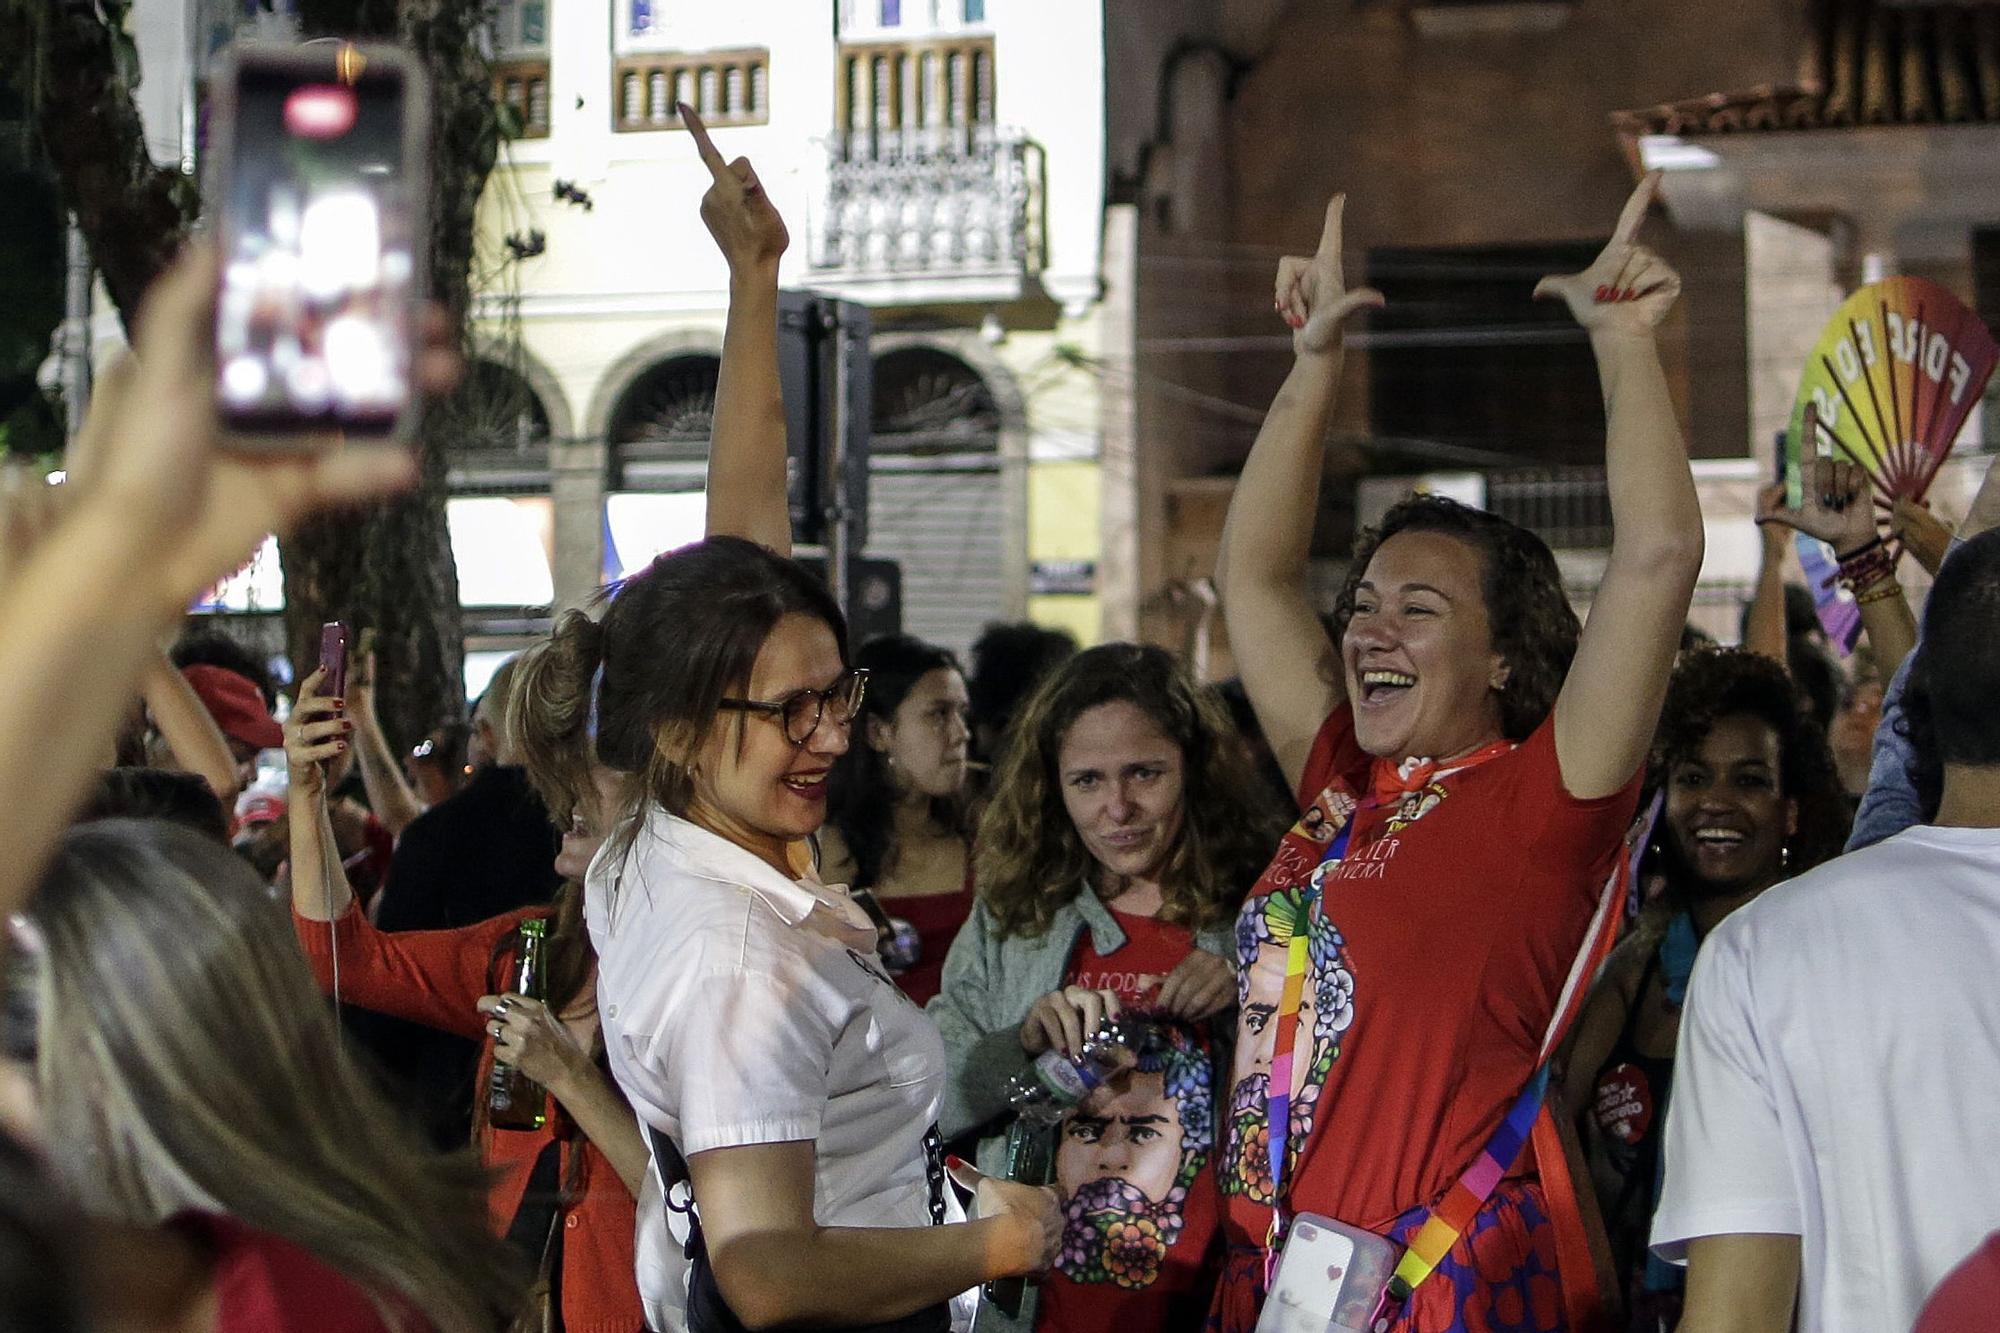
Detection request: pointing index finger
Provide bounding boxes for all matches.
[679,102,729,180]
[1611,170,1661,248]
[1317,193,1347,259]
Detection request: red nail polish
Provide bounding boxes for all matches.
[337,741,348,752]
[1594,284,1612,302]
[945,1154,969,1172]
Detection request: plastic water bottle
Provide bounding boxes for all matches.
[1004,1016,1148,1125]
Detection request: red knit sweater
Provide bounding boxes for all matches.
[294,903,643,1333]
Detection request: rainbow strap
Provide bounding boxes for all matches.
[1259,769,1631,1321]
[1365,856,1628,1330]
[1263,806,1361,1285]
[1372,1068,1550,1314]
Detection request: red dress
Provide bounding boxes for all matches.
[1211,706,1638,1333]
[293,904,644,1333]
[180,1212,430,1332]
[887,883,976,1006]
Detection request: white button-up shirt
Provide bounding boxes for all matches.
[587,804,952,1329]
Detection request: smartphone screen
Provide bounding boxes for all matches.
[214,47,420,435]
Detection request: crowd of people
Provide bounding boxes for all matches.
[1,101,1997,1333]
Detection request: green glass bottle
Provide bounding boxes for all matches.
[487,919,549,1132]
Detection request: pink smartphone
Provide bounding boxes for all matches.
[206,42,430,442]
[319,621,350,702]
[1254,1213,1402,1333]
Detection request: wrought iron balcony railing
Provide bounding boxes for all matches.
[811,129,1037,293]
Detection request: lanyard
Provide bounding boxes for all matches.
[1259,741,1516,1287]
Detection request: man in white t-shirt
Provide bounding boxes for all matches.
[1652,528,2000,1332]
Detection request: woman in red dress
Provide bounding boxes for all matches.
[1210,176,1704,1332]
[820,633,979,1005]
[288,657,648,1333]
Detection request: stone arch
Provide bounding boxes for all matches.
[442,358,556,493]
[583,328,726,445]
[470,335,574,440]
[866,331,1030,623]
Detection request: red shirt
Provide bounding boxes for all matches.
[1219,706,1637,1245]
[181,1212,430,1332]
[1038,907,1222,1333]
[1917,1233,2000,1333]
[887,884,975,1006]
[293,905,643,1333]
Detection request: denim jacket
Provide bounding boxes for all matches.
[925,887,1237,1177]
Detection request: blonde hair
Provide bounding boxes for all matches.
[29,820,522,1332]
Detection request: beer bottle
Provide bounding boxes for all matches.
[487,918,549,1132]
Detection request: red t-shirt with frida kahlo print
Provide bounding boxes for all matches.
[1038,908,1223,1333]
[1210,704,1637,1331]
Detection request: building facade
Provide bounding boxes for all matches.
[1104,0,2000,668]
[467,0,1114,656]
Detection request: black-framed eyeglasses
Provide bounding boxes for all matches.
[718,669,869,745]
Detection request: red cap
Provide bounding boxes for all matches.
[236,791,287,828]
[182,665,284,751]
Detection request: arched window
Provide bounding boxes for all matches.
[606,354,721,491]
[443,359,553,495]
[868,346,1004,654]
[873,346,1001,456]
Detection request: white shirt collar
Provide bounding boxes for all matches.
[601,803,876,936]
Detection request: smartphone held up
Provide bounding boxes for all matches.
[319,621,350,704]
[207,42,430,444]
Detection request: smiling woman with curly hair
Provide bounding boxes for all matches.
[1556,647,1845,1331]
[930,641,1280,1333]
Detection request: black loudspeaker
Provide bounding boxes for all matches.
[793,554,902,647]
[777,291,872,549]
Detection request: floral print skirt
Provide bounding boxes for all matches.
[1209,1180,1567,1333]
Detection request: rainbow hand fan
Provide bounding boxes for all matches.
[1782,276,1999,653]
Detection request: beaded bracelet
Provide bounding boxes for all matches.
[1854,578,1903,607]
[1837,544,1896,592]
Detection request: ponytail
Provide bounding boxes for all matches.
[508,609,606,832]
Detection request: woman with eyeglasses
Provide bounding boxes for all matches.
[518,110,1061,1333]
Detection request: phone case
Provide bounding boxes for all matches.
[205,41,431,446]
[320,622,350,701]
[1253,1213,1401,1333]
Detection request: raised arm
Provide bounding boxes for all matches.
[346,649,423,835]
[1848,447,2000,849]
[1541,173,1706,800]
[1757,455,1918,671]
[1743,487,1791,664]
[1216,196,1384,791]
[140,650,241,806]
[684,105,792,556]
[287,665,360,924]
[1889,499,1955,578]
[0,248,438,922]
